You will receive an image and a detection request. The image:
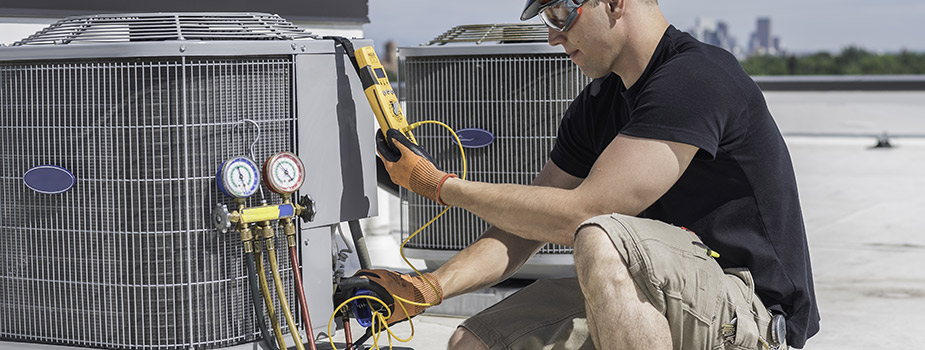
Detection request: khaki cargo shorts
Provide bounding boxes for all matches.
[460,213,785,350]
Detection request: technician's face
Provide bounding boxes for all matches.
[546,3,620,79]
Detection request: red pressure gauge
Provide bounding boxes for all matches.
[262,152,305,194]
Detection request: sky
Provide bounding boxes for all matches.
[363,0,925,54]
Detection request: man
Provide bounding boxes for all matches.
[341,0,820,348]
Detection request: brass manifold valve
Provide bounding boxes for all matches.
[212,194,317,234]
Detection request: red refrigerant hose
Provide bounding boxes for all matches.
[289,246,319,350]
[343,314,354,350]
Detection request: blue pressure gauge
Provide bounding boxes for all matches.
[217,156,261,199]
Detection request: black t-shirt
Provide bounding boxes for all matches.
[550,26,820,347]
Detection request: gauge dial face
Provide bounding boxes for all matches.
[218,156,261,198]
[263,152,305,194]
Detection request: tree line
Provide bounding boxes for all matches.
[740,47,925,75]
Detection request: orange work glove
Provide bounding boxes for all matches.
[336,269,444,325]
[376,128,457,205]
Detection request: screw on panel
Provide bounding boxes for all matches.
[292,43,298,50]
[179,45,186,52]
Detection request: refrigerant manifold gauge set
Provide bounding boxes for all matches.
[212,151,321,350]
[213,151,316,231]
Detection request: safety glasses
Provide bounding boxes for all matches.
[539,0,586,32]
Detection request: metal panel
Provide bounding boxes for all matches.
[0,56,299,348]
[295,40,378,229]
[398,48,591,256]
[293,42,379,336]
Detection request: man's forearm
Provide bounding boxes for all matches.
[441,178,596,246]
[432,226,545,299]
[428,160,584,298]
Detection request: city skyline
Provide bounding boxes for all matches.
[363,0,924,54]
[690,17,783,58]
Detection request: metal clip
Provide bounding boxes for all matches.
[771,313,787,349]
[721,317,737,344]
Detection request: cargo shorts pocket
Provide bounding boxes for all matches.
[586,213,725,349]
[717,305,760,350]
[715,268,771,350]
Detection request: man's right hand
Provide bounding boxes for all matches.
[335,269,444,325]
[376,128,457,205]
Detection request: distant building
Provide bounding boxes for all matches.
[382,40,398,74]
[749,17,783,56]
[689,17,741,57]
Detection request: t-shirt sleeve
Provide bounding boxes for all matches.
[620,59,744,159]
[549,81,602,178]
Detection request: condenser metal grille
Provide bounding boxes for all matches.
[0,57,298,349]
[14,12,315,45]
[399,54,591,254]
[426,23,548,45]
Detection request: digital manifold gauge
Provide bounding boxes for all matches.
[355,46,417,144]
[217,156,262,199]
[262,152,305,194]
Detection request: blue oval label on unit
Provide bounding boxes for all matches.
[454,128,495,149]
[23,165,76,194]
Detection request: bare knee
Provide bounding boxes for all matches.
[573,224,610,260]
[448,326,488,350]
[573,225,620,270]
[573,225,633,290]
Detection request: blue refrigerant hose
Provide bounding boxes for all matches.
[245,249,279,350]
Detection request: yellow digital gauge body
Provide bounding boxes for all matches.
[354,46,416,144]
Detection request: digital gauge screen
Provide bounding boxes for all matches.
[263,152,305,194]
[217,156,261,199]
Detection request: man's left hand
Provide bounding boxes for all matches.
[335,269,443,326]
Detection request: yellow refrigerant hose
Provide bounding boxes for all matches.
[327,120,467,350]
[239,222,279,350]
[262,224,305,350]
[254,235,288,350]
